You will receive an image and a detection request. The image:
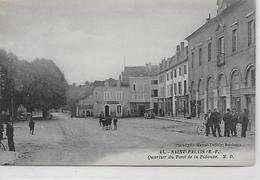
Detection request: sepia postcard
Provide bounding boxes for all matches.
[0,0,255,166]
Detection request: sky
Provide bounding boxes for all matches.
[0,0,217,85]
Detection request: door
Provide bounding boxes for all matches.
[105,105,110,117]
[116,105,122,117]
[247,95,255,131]
[138,105,145,116]
[153,103,158,115]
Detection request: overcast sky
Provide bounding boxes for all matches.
[0,0,217,84]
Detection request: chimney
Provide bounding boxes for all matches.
[206,13,211,22]
[181,42,185,52]
[185,46,188,57]
[176,45,180,54]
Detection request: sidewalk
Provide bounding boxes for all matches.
[0,151,18,165]
[155,116,203,125]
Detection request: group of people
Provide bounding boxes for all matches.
[204,108,249,138]
[99,113,118,130]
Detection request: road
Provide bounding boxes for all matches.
[9,113,254,165]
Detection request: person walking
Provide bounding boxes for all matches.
[113,117,118,130]
[210,108,222,137]
[29,119,35,135]
[99,113,104,127]
[223,108,232,137]
[6,122,15,151]
[240,108,249,137]
[231,109,238,137]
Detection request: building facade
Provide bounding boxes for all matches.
[129,76,151,116]
[93,80,130,117]
[172,43,189,117]
[186,0,255,130]
[76,94,94,117]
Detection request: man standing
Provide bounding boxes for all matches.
[223,108,232,137]
[6,122,15,151]
[113,117,118,130]
[29,119,35,135]
[205,109,213,136]
[240,108,249,137]
[99,112,103,127]
[210,108,222,137]
[231,109,238,137]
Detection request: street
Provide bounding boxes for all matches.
[7,113,254,165]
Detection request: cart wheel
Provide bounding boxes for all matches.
[197,125,206,135]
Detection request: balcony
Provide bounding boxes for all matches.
[217,53,225,66]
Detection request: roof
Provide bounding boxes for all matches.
[185,0,245,41]
[124,65,159,77]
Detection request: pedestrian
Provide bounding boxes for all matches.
[6,122,15,151]
[223,108,232,137]
[210,108,222,137]
[108,115,112,130]
[231,109,238,137]
[113,117,118,130]
[99,113,103,127]
[0,123,4,145]
[205,109,213,136]
[29,119,35,135]
[240,108,249,137]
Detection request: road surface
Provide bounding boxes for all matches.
[8,113,254,165]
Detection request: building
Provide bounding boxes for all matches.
[76,94,94,117]
[186,0,255,130]
[120,63,158,116]
[158,59,167,116]
[172,43,189,117]
[93,79,130,117]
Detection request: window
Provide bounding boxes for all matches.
[179,67,182,76]
[184,65,187,74]
[174,69,177,77]
[170,71,173,79]
[116,91,123,101]
[159,75,164,83]
[191,52,194,68]
[170,84,173,96]
[199,48,202,66]
[167,73,169,81]
[218,37,225,56]
[248,20,255,46]
[184,80,187,95]
[104,91,110,101]
[232,29,237,52]
[208,42,212,62]
[143,83,148,91]
[133,84,136,91]
[251,69,255,87]
[174,83,177,95]
[151,80,158,85]
[178,82,182,94]
[117,105,122,114]
[152,89,158,97]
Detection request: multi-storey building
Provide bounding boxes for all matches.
[186,0,255,130]
[158,59,167,116]
[172,43,189,117]
[93,79,130,117]
[126,63,158,116]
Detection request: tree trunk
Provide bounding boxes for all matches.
[42,109,48,119]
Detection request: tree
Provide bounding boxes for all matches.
[0,49,68,119]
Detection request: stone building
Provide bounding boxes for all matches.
[119,63,158,116]
[186,0,255,130]
[172,43,189,117]
[76,94,94,117]
[93,79,130,117]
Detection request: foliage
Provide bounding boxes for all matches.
[0,49,68,118]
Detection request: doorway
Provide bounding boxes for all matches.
[105,105,110,117]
